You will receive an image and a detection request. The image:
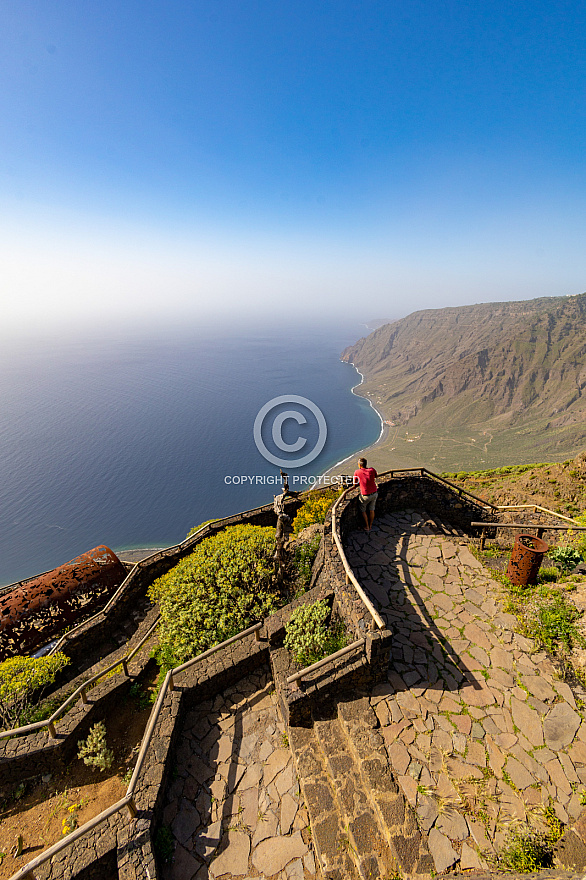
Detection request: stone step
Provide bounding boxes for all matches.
[289,725,360,880]
[450,526,467,538]
[418,511,447,535]
[420,511,466,539]
[337,696,434,879]
[313,717,397,879]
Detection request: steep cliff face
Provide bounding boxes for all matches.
[342,294,586,471]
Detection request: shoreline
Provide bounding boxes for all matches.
[321,362,387,476]
[114,547,169,565]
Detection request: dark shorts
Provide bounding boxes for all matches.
[359,491,378,512]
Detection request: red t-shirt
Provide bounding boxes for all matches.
[353,467,377,495]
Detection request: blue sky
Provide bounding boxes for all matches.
[1,0,585,331]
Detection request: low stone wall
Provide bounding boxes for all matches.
[338,472,493,540]
[324,514,376,636]
[37,527,392,877]
[118,627,270,879]
[317,472,489,680]
[29,624,269,880]
[50,496,304,675]
[0,610,158,792]
[268,539,393,726]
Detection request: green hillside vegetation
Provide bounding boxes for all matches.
[442,452,586,519]
[150,516,328,672]
[342,293,586,472]
[150,524,278,670]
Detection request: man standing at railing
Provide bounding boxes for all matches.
[353,457,378,532]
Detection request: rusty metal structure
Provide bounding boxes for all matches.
[0,546,127,659]
[506,533,550,586]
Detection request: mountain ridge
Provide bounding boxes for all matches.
[342,293,586,472]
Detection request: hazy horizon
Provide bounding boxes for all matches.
[1,2,585,334]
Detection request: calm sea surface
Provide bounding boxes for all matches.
[0,320,380,585]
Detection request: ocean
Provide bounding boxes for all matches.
[0,320,381,586]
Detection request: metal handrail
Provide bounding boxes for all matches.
[329,466,496,632]
[495,504,583,526]
[2,489,318,737]
[9,485,325,658]
[418,468,496,510]
[7,620,265,880]
[170,622,263,680]
[286,638,366,684]
[0,616,160,741]
[472,521,586,531]
[356,466,495,510]
[127,622,263,791]
[331,485,385,629]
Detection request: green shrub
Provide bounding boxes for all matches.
[293,534,321,588]
[524,590,586,655]
[0,652,70,731]
[285,600,330,666]
[292,488,340,534]
[550,545,582,573]
[284,600,347,667]
[151,524,278,668]
[497,571,585,659]
[497,825,553,872]
[77,721,114,771]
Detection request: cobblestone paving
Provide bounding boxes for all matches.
[346,509,586,874]
[162,665,315,880]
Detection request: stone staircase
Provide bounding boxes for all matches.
[421,510,467,539]
[290,696,434,879]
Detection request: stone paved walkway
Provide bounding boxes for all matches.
[345,509,586,874]
[162,664,316,880]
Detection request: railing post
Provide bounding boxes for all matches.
[169,673,175,692]
[126,796,137,819]
[47,721,57,739]
[255,628,261,642]
[480,528,486,551]
[81,686,89,705]
[122,658,129,677]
